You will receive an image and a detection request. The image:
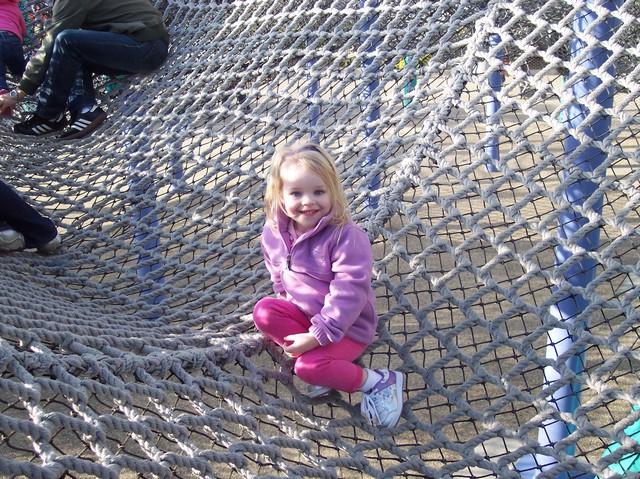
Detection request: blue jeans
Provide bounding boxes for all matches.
[0,31,26,91]
[36,29,169,119]
[0,179,58,249]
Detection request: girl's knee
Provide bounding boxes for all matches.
[252,297,280,332]
[252,298,270,330]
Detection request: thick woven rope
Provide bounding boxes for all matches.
[1,0,639,478]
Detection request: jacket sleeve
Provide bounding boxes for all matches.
[19,1,89,94]
[309,226,373,345]
[260,227,285,297]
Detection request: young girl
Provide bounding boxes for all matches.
[253,141,404,428]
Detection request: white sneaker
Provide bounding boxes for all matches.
[361,369,404,428]
[37,233,61,254]
[304,382,333,398]
[0,228,25,251]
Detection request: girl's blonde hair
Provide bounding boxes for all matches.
[264,142,350,228]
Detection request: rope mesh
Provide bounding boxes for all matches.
[1,0,639,477]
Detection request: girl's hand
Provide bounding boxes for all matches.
[283,333,320,357]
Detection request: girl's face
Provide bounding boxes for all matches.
[280,161,332,233]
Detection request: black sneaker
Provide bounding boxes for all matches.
[14,113,67,136]
[59,106,107,140]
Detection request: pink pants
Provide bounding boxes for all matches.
[253,297,367,393]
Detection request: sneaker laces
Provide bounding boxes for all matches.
[361,393,382,426]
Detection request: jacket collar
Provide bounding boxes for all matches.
[276,209,335,238]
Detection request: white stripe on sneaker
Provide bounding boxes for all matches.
[59,108,107,140]
[68,119,92,132]
[32,124,54,134]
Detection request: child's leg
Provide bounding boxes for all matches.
[253,297,311,346]
[294,336,368,394]
[0,179,59,248]
[1,32,26,90]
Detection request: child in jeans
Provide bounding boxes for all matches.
[253,141,404,428]
[0,179,61,253]
[0,0,27,116]
[0,0,169,139]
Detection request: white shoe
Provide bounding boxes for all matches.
[0,228,25,251]
[361,369,404,428]
[304,382,333,398]
[38,233,61,254]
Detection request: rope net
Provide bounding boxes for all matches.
[1,0,639,477]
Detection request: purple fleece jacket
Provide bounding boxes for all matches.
[260,211,378,347]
